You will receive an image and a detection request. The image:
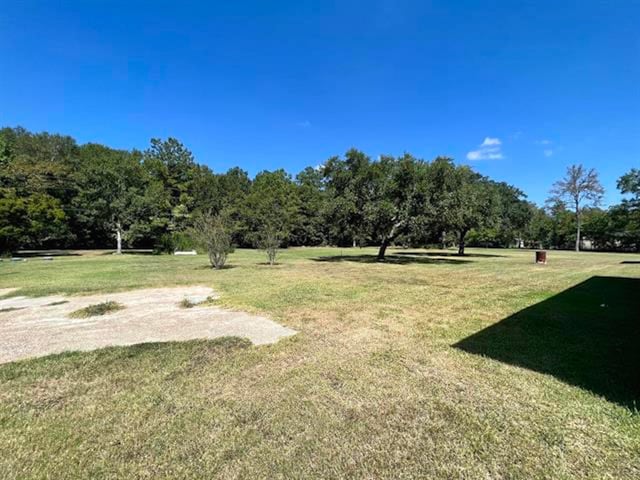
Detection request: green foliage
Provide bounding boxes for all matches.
[153,232,197,254]
[523,205,554,249]
[427,158,510,254]
[617,168,640,204]
[143,137,198,233]
[291,166,327,246]
[581,208,612,250]
[243,169,300,248]
[73,144,150,250]
[0,192,69,253]
[323,150,432,258]
[1,126,637,254]
[323,149,373,247]
[240,169,300,264]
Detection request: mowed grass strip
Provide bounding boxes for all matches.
[0,247,639,479]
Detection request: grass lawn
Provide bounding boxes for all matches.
[0,247,639,478]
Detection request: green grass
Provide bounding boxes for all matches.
[68,300,125,318]
[0,247,639,478]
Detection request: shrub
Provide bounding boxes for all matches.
[172,231,196,251]
[190,211,234,269]
[258,225,283,265]
[153,233,175,254]
[153,232,196,254]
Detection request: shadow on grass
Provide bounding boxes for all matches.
[313,254,472,265]
[14,250,81,257]
[393,251,506,258]
[454,276,640,408]
[100,249,155,256]
[621,261,640,264]
[193,264,238,270]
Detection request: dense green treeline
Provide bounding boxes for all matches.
[1,126,638,256]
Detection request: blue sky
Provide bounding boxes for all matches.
[1,1,638,206]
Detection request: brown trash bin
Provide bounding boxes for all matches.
[535,250,547,264]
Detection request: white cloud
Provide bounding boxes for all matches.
[536,139,552,145]
[467,137,504,161]
[481,137,501,146]
[296,120,311,128]
[543,149,553,157]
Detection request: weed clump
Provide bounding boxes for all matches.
[68,301,124,318]
[179,298,196,308]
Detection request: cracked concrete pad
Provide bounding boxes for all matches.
[0,286,296,364]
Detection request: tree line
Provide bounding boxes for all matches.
[1,126,638,260]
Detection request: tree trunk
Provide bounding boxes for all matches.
[353,238,357,248]
[377,220,404,261]
[458,229,467,255]
[115,223,122,255]
[441,230,447,250]
[377,238,390,261]
[575,204,581,252]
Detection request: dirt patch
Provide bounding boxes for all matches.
[0,286,296,364]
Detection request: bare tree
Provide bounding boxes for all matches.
[190,210,234,269]
[549,165,604,251]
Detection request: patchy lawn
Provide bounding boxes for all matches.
[0,247,639,478]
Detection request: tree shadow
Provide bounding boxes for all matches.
[99,249,155,256]
[620,261,640,264]
[14,250,81,257]
[313,254,472,265]
[453,276,640,408]
[393,251,506,258]
[193,264,237,270]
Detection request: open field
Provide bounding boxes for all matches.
[1,247,639,478]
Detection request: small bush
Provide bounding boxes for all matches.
[68,301,124,318]
[258,226,283,265]
[190,211,234,269]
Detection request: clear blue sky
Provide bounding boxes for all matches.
[1,1,638,206]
